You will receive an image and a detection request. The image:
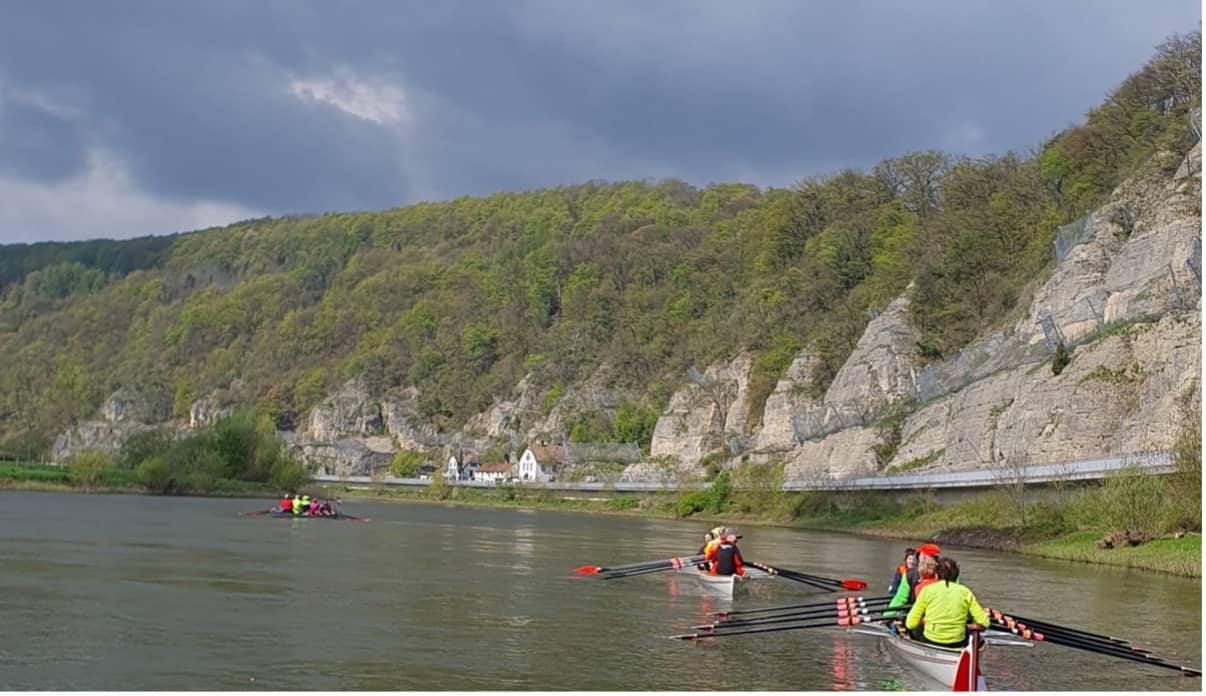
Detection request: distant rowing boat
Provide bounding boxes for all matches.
[240,508,370,522]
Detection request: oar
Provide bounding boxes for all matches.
[576,554,705,577]
[991,621,1200,676]
[239,508,276,516]
[599,559,707,580]
[696,598,909,631]
[713,594,895,619]
[988,609,1135,647]
[673,604,894,641]
[989,611,1147,654]
[745,560,867,591]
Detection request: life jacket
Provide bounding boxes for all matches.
[300,495,311,513]
[310,499,319,512]
[280,497,292,511]
[914,575,938,599]
[292,496,302,515]
[709,542,744,576]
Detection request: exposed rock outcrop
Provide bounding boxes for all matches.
[52,388,169,462]
[752,350,821,452]
[649,353,753,466]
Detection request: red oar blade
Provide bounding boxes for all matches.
[574,565,603,575]
[841,579,868,591]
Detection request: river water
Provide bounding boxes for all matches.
[0,491,1199,691]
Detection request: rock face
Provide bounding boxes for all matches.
[52,388,169,462]
[752,350,822,452]
[888,148,1202,474]
[649,353,753,466]
[291,435,394,477]
[307,377,384,441]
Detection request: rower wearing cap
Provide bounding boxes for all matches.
[705,528,745,577]
[887,542,941,616]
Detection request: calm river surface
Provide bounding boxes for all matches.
[0,491,1200,691]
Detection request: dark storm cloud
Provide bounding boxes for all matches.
[0,0,1199,241]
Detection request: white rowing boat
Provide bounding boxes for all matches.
[852,624,987,691]
[680,567,770,599]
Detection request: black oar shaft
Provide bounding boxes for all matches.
[713,599,903,629]
[717,594,894,618]
[992,623,1199,675]
[989,609,1131,645]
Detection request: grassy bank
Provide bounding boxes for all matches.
[0,461,280,498]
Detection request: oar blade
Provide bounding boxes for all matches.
[574,565,603,575]
[841,579,868,591]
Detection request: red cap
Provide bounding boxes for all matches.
[917,543,942,557]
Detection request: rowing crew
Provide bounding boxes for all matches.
[886,542,990,649]
[273,493,341,517]
[696,526,746,577]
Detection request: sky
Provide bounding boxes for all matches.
[0,0,1199,244]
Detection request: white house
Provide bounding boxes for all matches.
[475,462,511,483]
[516,445,559,482]
[446,455,460,480]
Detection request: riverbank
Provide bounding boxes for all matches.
[4,465,1198,578]
[318,480,1202,579]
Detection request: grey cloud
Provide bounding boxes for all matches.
[0,0,1199,242]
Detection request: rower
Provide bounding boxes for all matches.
[913,553,939,600]
[888,547,916,594]
[696,530,717,570]
[904,557,990,648]
[279,493,293,515]
[299,493,311,515]
[291,493,303,516]
[705,528,745,577]
[887,542,941,615]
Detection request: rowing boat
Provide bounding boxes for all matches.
[849,623,987,691]
[682,567,772,599]
[239,508,369,522]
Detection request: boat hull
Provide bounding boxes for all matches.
[690,570,748,599]
[852,624,985,690]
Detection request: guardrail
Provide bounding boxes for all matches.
[313,451,1173,493]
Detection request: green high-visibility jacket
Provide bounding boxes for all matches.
[905,580,990,645]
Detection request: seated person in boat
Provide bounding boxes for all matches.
[704,528,745,577]
[903,558,989,648]
[886,542,941,615]
[888,547,916,594]
[276,493,294,514]
[697,527,723,570]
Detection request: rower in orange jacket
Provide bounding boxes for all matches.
[705,528,745,577]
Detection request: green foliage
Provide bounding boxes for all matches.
[66,450,114,490]
[390,449,426,477]
[676,490,711,518]
[613,401,659,453]
[137,456,172,492]
[1068,465,1169,537]
[541,381,565,416]
[885,448,944,475]
[268,458,308,492]
[427,470,452,500]
[606,495,640,511]
[746,335,802,430]
[1078,363,1143,385]
[1051,342,1071,375]
[1170,382,1201,530]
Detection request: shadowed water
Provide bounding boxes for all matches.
[0,491,1199,690]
